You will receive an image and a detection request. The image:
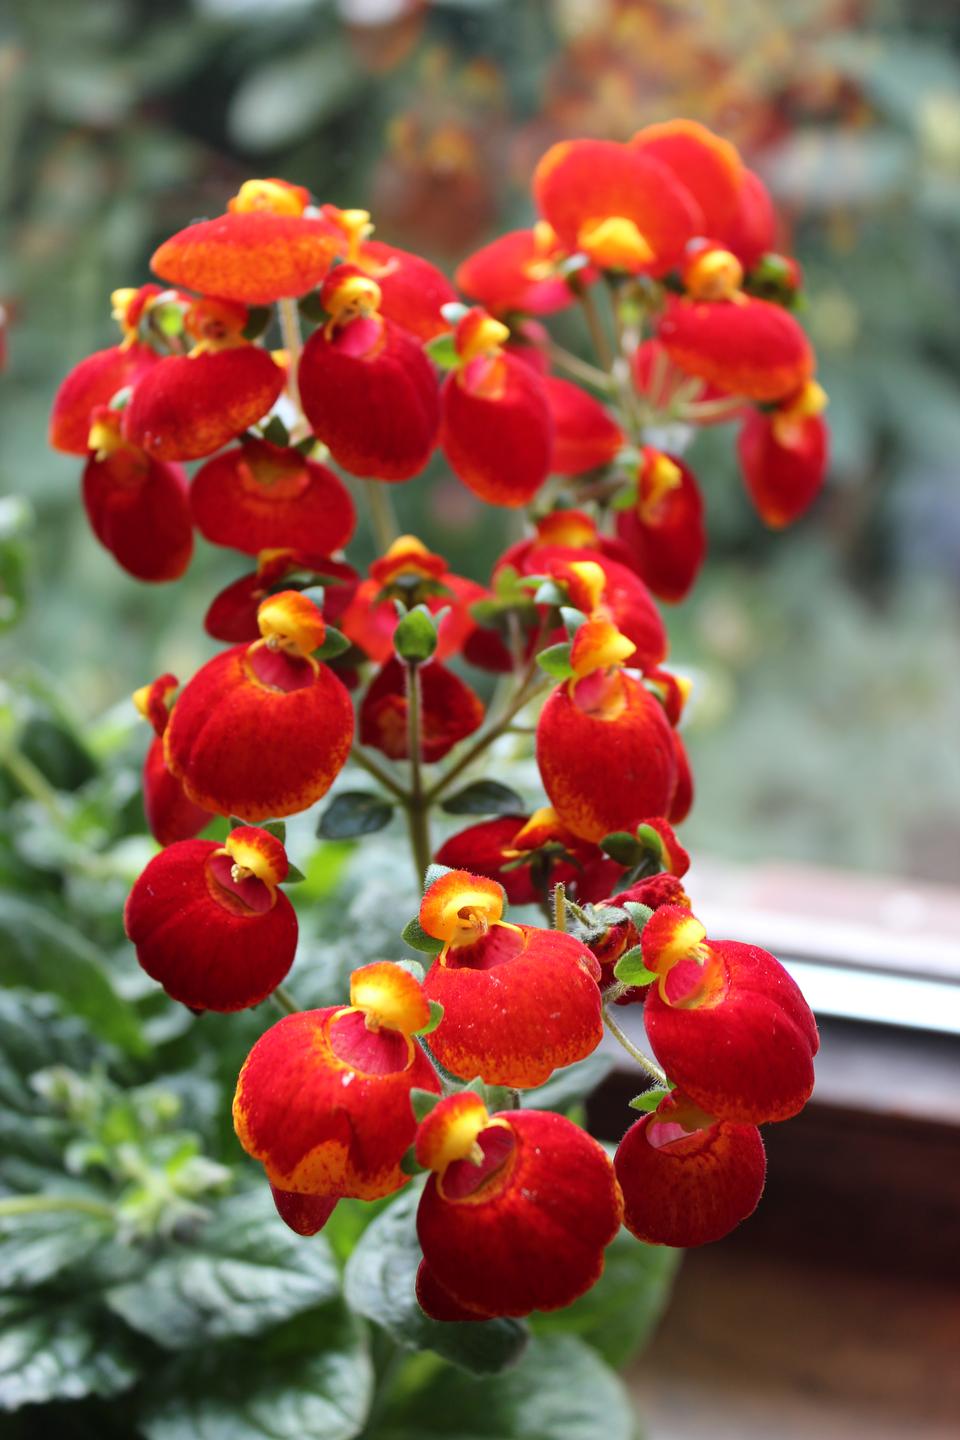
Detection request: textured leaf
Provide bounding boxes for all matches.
[0,1297,138,1410]
[612,947,657,987]
[318,792,394,840]
[142,1302,372,1440]
[441,780,525,816]
[0,1208,112,1291]
[105,1190,339,1348]
[344,1185,528,1375]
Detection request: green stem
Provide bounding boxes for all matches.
[676,395,745,423]
[553,881,567,932]
[0,1194,113,1221]
[424,674,551,805]
[364,479,399,553]
[548,342,614,393]
[602,1004,668,1086]
[350,745,409,802]
[405,661,432,882]
[0,744,64,823]
[277,297,303,407]
[579,287,614,370]
[271,983,300,1016]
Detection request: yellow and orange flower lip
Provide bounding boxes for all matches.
[348,961,431,1039]
[419,870,510,955]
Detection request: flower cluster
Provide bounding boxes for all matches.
[53,123,824,1322]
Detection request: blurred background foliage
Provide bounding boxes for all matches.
[1,0,959,881]
[0,0,957,1431]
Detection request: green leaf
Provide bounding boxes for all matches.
[560,606,587,636]
[441,780,525,816]
[371,1334,633,1439]
[522,1053,615,1114]
[424,332,459,369]
[409,1087,441,1122]
[423,863,453,891]
[344,1185,528,1376]
[260,820,286,843]
[0,1296,138,1409]
[415,1000,444,1037]
[0,895,144,1055]
[628,1087,669,1114]
[105,1190,339,1349]
[318,792,394,840]
[531,1232,681,1370]
[612,947,658,987]
[282,863,306,884]
[314,626,353,662]
[0,1207,112,1291]
[399,918,442,956]
[536,642,575,680]
[393,605,438,663]
[142,1301,372,1440]
[259,415,289,447]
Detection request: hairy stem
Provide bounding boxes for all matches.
[423,674,551,804]
[548,342,615,393]
[277,297,303,408]
[271,983,300,1016]
[364,479,399,553]
[350,745,409,802]
[579,287,614,371]
[0,1194,113,1221]
[553,881,567,932]
[405,662,432,882]
[602,1003,668,1086]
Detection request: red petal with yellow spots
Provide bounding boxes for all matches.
[440,353,553,507]
[455,228,579,316]
[416,1104,622,1318]
[269,1186,338,1236]
[205,555,358,644]
[82,446,193,583]
[657,294,813,404]
[642,909,819,1125]
[151,212,339,305]
[164,643,354,821]
[142,735,212,847]
[616,1100,766,1247]
[50,344,160,455]
[360,657,484,762]
[124,831,297,1011]
[536,671,678,843]
[738,409,828,529]
[298,317,438,481]
[190,440,355,556]
[232,1001,440,1200]
[543,376,623,475]
[123,347,285,462]
[533,140,701,276]
[422,924,602,1088]
[631,119,744,235]
[615,453,706,603]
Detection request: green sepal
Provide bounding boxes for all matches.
[260,820,286,843]
[536,642,575,680]
[259,413,290,447]
[423,862,453,891]
[282,863,306,884]
[400,917,443,955]
[560,606,587,636]
[299,584,325,610]
[313,626,352,662]
[409,1087,442,1122]
[628,1086,670,1113]
[424,332,459,369]
[612,946,658,987]
[399,1145,425,1176]
[533,579,566,608]
[622,901,654,931]
[440,301,470,325]
[318,791,394,839]
[599,830,645,866]
[611,483,638,511]
[415,1000,444,1037]
[393,604,438,663]
[297,289,326,322]
[441,779,525,816]
[394,958,425,983]
[463,1077,514,1112]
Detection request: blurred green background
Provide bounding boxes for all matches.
[2,0,959,881]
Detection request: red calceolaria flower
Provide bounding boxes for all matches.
[134,673,212,847]
[122,298,286,462]
[455,222,593,316]
[190,438,355,556]
[233,961,441,1204]
[341,534,482,663]
[204,552,358,644]
[151,179,340,306]
[641,905,819,1124]
[124,824,297,1012]
[434,806,623,906]
[82,408,193,583]
[536,619,680,843]
[418,869,603,1087]
[533,138,700,276]
[737,382,830,528]
[543,375,624,475]
[615,448,707,603]
[165,591,354,821]
[656,290,814,405]
[615,1089,766,1247]
[360,657,484,762]
[439,307,553,507]
[415,1092,623,1319]
[298,265,439,481]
